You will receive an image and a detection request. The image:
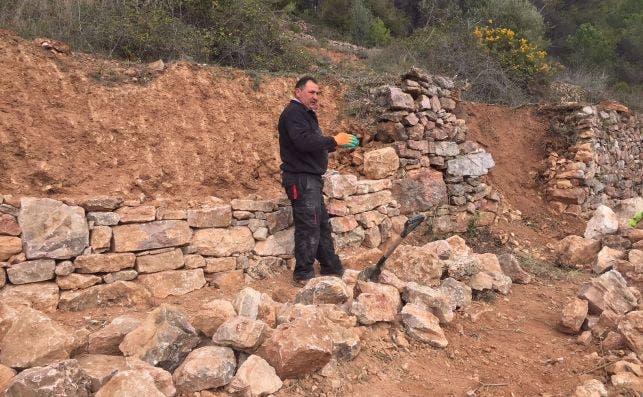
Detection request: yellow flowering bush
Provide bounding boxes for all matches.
[473,22,555,82]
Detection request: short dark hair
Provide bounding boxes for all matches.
[295,76,317,89]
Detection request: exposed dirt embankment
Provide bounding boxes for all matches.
[0,30,349,202]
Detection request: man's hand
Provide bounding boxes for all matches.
[334,133,359,148]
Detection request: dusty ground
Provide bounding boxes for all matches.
[1,30,609,396]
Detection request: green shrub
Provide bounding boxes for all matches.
[471,0,548,48]
[566,23,617,68]
[0,0,312,72]
[368,17,391,46]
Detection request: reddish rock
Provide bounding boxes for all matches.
[554,235,601,267]
[112,221,192,252]
[116,205,156,223]
[56,273,102,290]
[212,316,269,352]
[6,259,55,284]
[618,310,642,354]
[256,316,333,379]
[119,304,200,372]
[0,307,75,368]
[193,227,254,257]
[0,214,20,236]
[88,315,142,355]
[0,282,59,312]
[135,249,184,273]
[209,269,244,291]
[351,282,401,325]
[172,346,236,393]
[578,270,638,315]
[227,354,283,397]
[18,198,89,260]
[559,298,589,334]
[400,303,448,348]
[0,236,22,261]
[391,168,447,214]
[187,206,232,228]
[294,276,352,305]
[74,253,135,274]
[90,226,112,252]
[363,147,399,179]
[498,254,532,284]
[59,281,152,311]
[190,299,236,337]
[138,269,206,298]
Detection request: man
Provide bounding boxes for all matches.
[278,76,359,286]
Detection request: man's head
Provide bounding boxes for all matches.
[294,76,319,110]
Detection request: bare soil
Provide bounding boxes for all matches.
[1,30,609,396]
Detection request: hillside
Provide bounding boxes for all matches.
[0,29,640,397]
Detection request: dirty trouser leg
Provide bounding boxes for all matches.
[283,173,321,281]
[316,199,343,275]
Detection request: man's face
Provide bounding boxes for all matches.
[295,81,320,110]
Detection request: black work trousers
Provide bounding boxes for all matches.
[282,172,343,281]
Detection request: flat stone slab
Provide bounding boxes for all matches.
[112,221,192,252]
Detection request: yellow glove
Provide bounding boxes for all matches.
[334,133,359,148]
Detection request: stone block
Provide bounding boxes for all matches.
[113,221,192,252]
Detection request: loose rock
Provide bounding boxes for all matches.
[172,346,236,393]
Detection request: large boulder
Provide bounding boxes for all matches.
[559,298,589,334]
[227,355,283,397]
[59,281,152,311]
[618,310,642,354]
[400,303,448,348]
[403,282,453,324]
[391,168,448,214]
[554,236,601,267]
[119,304,200,372]
[4,359,91,397]
[323,174,358,199]
[190,299,236,337]
[578,270,638,315]
[363,147,399,180]
[351,282,401,325]
[18,198,89,259]
[212,316,270,352]
[294,276,352,305]
[172,346,236,393]
[256,315,333,379]
[0,282,60,312]
[584,205,619,240]
[386,245,444,286]
[137,269,206,298]
[593,246,626,274]
[0,307,75,368]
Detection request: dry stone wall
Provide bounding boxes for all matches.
[544,102,642,216]
[0,68,502,300]
[367,67,499,233]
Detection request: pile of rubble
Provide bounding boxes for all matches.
[544,102,641,217]
[0,234,532,396]
[554,203,643,395]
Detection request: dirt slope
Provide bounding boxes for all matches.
[1,30,605,396]
[0,30,349,202]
